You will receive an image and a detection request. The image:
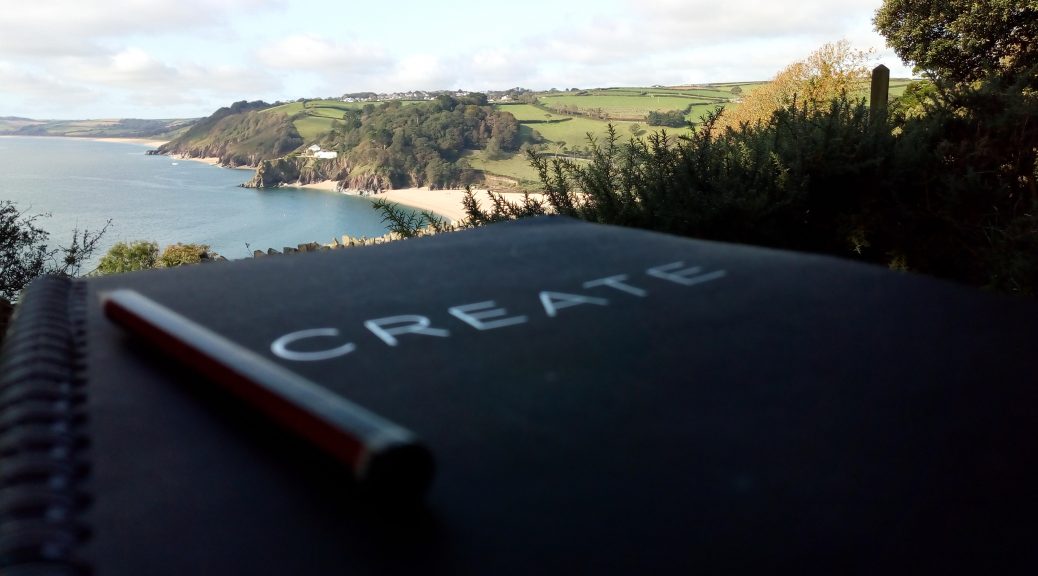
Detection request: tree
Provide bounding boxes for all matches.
[156,243,214,267]
[0,200,107,302]
[484,136,505,160]
[646,110,687,128]
[97,241,159,275]
[874,0,1037,83]
[370,198,451,238]
[716,40,873,130]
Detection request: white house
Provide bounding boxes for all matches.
[303,144,337,159]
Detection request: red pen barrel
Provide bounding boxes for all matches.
[102,289,435,499]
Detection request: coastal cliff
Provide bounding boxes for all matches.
[154,100,301,167]
[158,94,517,191]
[241,155,394,192]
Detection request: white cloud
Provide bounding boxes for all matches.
[258,35,391,73]
[630,0,878,40]
[0,0,913,117]
[2,1,285,40]
[491,0,909,88]
[386,54,457,91]
[0,61,101,114]
[179,64,281,96]
[467,50,538,87]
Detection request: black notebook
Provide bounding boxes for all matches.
[2,216,1037,575]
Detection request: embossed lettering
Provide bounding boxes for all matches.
[271,328,357,361]
[583,274,647,297]
[448,301,529,331]
[647,262,727,286]
[364,315,450,347]
[539,291,609,318]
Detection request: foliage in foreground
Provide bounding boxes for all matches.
[716,40,873,131]
[874,0,1037,84]
[94,241,220,275]
[370,198,453,239]
[0,201,108,302]
[96,241,159,275]
[156,243,215,268]
[452,77,1037,295]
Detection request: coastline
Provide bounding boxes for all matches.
[4,134,535,227]
[167,154,256,171]
[0,135,170,148]
[90,137,169,147]
[88,138,252,171]
[293,181,544,224]
[293,181,470,223]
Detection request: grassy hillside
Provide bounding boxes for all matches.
[157,101,302,166]
[477,80,916,183]
[247,94,517,191]
[537,86,737,122]
[0,117,193,139]
[464,150,543,186]
[266,99,425,142]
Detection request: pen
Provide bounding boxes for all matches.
[102,289,435,499]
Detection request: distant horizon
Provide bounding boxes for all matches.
[6,82,772,121]
[1,0,911,119]
[5,76,926,122]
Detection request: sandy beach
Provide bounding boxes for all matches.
[295,181,544,224]
[91,137,169,148]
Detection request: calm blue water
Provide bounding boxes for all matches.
[0,136,396,268]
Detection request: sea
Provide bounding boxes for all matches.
[0,136,398,270]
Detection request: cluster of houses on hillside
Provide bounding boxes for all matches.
[340,89,477,103]
[336,87,540,105]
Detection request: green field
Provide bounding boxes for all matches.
[265,99,374,116]
[264,80,920,184]
[266,99,430,142]
[539,94,707,119]
[536,85,741,122]
[493,86,738,152]
[495,103,557,122]
[465,150,543,184]
[705,82,768,95]
[265,99,376,142]
[887,78,915,99]
[524,117,693,149]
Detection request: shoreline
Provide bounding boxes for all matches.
[90,137,170,147]
[87,138,251,171]
[4,133,536,227]
[166,154,256,171]
[0,134,170,148]
[293,181,471,223]
[293,180,544,224]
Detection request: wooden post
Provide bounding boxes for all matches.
[870,64,890,121]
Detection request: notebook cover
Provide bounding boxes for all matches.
[3,216,1037,574]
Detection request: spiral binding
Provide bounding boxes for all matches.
[0,276,91,575]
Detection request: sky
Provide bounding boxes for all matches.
[0,0,913,119]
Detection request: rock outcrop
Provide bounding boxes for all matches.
[241,155,394,193]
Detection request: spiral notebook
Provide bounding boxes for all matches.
[2,216,1037,574]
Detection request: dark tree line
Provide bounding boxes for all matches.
[646,109,690,127]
